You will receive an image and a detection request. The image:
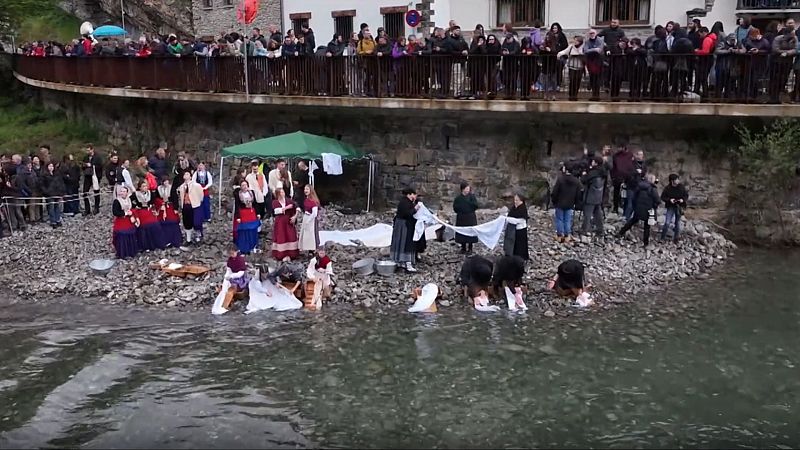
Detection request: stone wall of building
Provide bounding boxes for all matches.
[191,0,281,37]
[38,89,751,216]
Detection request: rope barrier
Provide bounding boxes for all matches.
[0,190,105,207]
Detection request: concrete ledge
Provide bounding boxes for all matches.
[15,72,800,117]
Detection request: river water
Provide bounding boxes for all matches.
[0,250,798,449]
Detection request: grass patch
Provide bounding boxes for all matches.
[0,97,99,158]
[16,7,81,44]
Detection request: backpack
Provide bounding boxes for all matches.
[146,172,157,191]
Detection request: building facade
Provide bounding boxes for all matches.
[192,0,282,37]
[280,0,800,45]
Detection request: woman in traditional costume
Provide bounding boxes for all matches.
[299,184,321,254]
[193,162,214,223]
[389,187,420,272]
[132,181,166,251]
[504,193,529,261]
[453,182,479,254]
[271,187,299,261]
[233,180,261,254]
[178,170,205,244]
[111,185,140,259]
[155,178,183,248]
[305,246,334,309]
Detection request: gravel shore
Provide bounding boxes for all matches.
[0,198,736,316]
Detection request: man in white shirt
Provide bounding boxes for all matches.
[268,158,293,199]
[121,159,135,193]
[244,160,269,220]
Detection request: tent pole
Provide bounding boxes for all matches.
[218,156,225,214]
[366,158,372,213]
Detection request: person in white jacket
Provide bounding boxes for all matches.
[244,161,270,222]
[268,159,293,199]
[192,162,213,223]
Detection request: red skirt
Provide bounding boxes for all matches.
[162,204,180,223]
[134,207,159,226]
[113,216,136,232]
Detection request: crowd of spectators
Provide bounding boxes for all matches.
[13,15,800,102]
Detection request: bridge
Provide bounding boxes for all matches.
[8,54,800,117]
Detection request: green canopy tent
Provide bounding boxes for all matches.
[217,131,375,212]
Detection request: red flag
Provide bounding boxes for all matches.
[237,0,259,25]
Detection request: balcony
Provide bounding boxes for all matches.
[8,54,800,117]
[737,0,800,10]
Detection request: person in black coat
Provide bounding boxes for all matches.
[41,162,66,227]
[504,193,529,260]
[389,187,421,272]
[617,174,661,247]
[548,259,586,298]
[660,173,689,242]
[501,33,521,99]
[82,145,103,216]
[453,182,479,253]
[551,163,583,243]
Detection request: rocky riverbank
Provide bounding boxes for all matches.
[0,201,736,316]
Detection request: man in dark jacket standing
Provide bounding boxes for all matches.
[149,146,169,182]
[581,156,606,238]
[429,27,453,98]
[551,163,583,243]
[610,145,633,215]
[105,153,120,187]
[624,148,647,220]
[617,173,661,247]
[82,144,103,215]
[660,173,689,242]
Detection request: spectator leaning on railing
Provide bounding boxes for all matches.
[15,16,800,103]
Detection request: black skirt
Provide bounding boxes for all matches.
[455,212,478,244]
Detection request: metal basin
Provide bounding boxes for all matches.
[88,259,115,276]
[375,260,397,277]
[352,258,375,276]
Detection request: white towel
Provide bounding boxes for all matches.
[408,283,438,313]
[245,278,303,314]
[321,153,343,175]
[474,295,501,312]
[505,287,528,312]
[413,204,510,250]
[575,292,594,308]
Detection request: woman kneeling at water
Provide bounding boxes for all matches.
[492,255,526,295]
[547,259,587,298]
[225,244,252,291]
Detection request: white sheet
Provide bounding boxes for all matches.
[408,283,438,313]
[246,278,303,314]
[413,204,510,250]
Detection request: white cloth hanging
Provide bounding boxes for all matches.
[309,161,319,185]
[413,204,510,250]
[321,153,343,175]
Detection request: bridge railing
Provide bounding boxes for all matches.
[11,53,800,104]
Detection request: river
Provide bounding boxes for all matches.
[0,250,798,448]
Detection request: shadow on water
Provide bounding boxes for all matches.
[0,250,798,448]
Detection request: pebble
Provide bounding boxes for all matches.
[0,201,736,315]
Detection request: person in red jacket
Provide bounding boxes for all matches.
[694,27,717,98]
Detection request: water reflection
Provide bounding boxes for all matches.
[0,251,798,448]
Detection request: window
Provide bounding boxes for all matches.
[290,12,312,35]
[496,0,545,27]
[203,0,213,8]
[292,18,309,34]
[383,13,405,41]
[334,16,354,40]
[596,0,650,25]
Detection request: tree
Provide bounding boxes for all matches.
[0,0,56,37]
[730,119,800,241]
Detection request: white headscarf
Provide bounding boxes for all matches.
[116,186,132,212]
[239,189,253,207]
[134,189,150,206]
[157,184,170,201]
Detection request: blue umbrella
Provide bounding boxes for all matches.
[93,25,127,38]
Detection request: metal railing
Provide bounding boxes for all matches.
[737,0,800,8]
[11,53,800,104]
